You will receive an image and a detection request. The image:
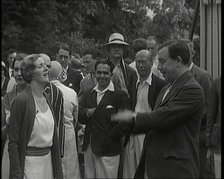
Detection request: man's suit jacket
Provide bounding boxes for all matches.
[78,87,130,156]
[63,66,83,94]
[134,71,205,178]
[78,74,97,97]
[205,76,221,150]
[191,64,212,130]
[120,61,138,110]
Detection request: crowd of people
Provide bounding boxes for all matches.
[1,32,221,179]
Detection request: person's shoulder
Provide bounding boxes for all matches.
[13,88,29,104]
[114,86,128,96]
[64,83,77,95]
[152,74,168,84]
[69,67,82,76]
[125,64,138,79]
[186,73,204,90]
[125,63,136,72]
[82,88,94,96]
[192,64,210,77]
[81,74,91,82]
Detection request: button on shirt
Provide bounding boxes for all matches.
[93,81,114,105]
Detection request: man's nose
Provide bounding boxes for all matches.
[17,69,21,75]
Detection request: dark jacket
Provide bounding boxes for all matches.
[120,62,138,110]
[8,86,63,179]
[44,82,65,157]
[78,87,130,156]
[63,66,82,94]
[134,71,205,179]
[205,76,221,150]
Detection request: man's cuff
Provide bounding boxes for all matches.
[131,112,137,128]
[86,109,90,118]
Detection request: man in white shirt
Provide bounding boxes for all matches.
[123,50,168,178]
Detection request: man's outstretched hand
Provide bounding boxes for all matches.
[111,109,136,123]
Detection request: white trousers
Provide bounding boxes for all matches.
[214,152,221,179]
[123,134,145,178]
[84,142,120,179]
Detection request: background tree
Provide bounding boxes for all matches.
[1,0,198,61]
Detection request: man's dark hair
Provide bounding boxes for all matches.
[159,40,190,65]
[83,48,101,60]
[7,48,16,55]
[146,35,158,43]
[132,38,147,54]
[95,59,115,73]
[12,53,28,69]
[57,43,70,55]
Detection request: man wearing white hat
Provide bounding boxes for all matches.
[104,32,138,110]
[104,32,138,178]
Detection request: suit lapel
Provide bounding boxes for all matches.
[120,60,128,87]
[148,75,158,108]
[160,71,192,106]
[90,90,97,108]
[154,84,169,109]
[95,90,113,110]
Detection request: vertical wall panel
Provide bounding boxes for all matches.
[200,0,221,79]
[212,3,219,78]
[218,4,221,77]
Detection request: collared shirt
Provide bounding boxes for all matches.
[93,81,114,105]
[162,84,171,102]
[9,68,13,78]
[135,72,152,113]
[188,62,194,71]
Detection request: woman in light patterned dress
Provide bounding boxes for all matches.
[8,54,63,179]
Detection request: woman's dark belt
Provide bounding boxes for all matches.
[26,146,51,156]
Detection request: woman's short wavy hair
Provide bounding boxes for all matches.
[21,54,42,83]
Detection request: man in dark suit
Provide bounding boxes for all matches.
[205,76,221,178]
[104,32,138,110]
[180,38,214,178]
[78,59,130,178]
[112,40,205,178]
[56,46,83,94]
[123,49,168,178]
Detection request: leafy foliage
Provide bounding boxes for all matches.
[1,0,199,60]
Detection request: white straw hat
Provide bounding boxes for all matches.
[104,33,129,47]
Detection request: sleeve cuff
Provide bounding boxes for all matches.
[85,109,90,118]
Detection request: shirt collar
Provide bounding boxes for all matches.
[51,80,61,85]
[188,62,194,71]
[136,71,152,87]
[93,80,115,93]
